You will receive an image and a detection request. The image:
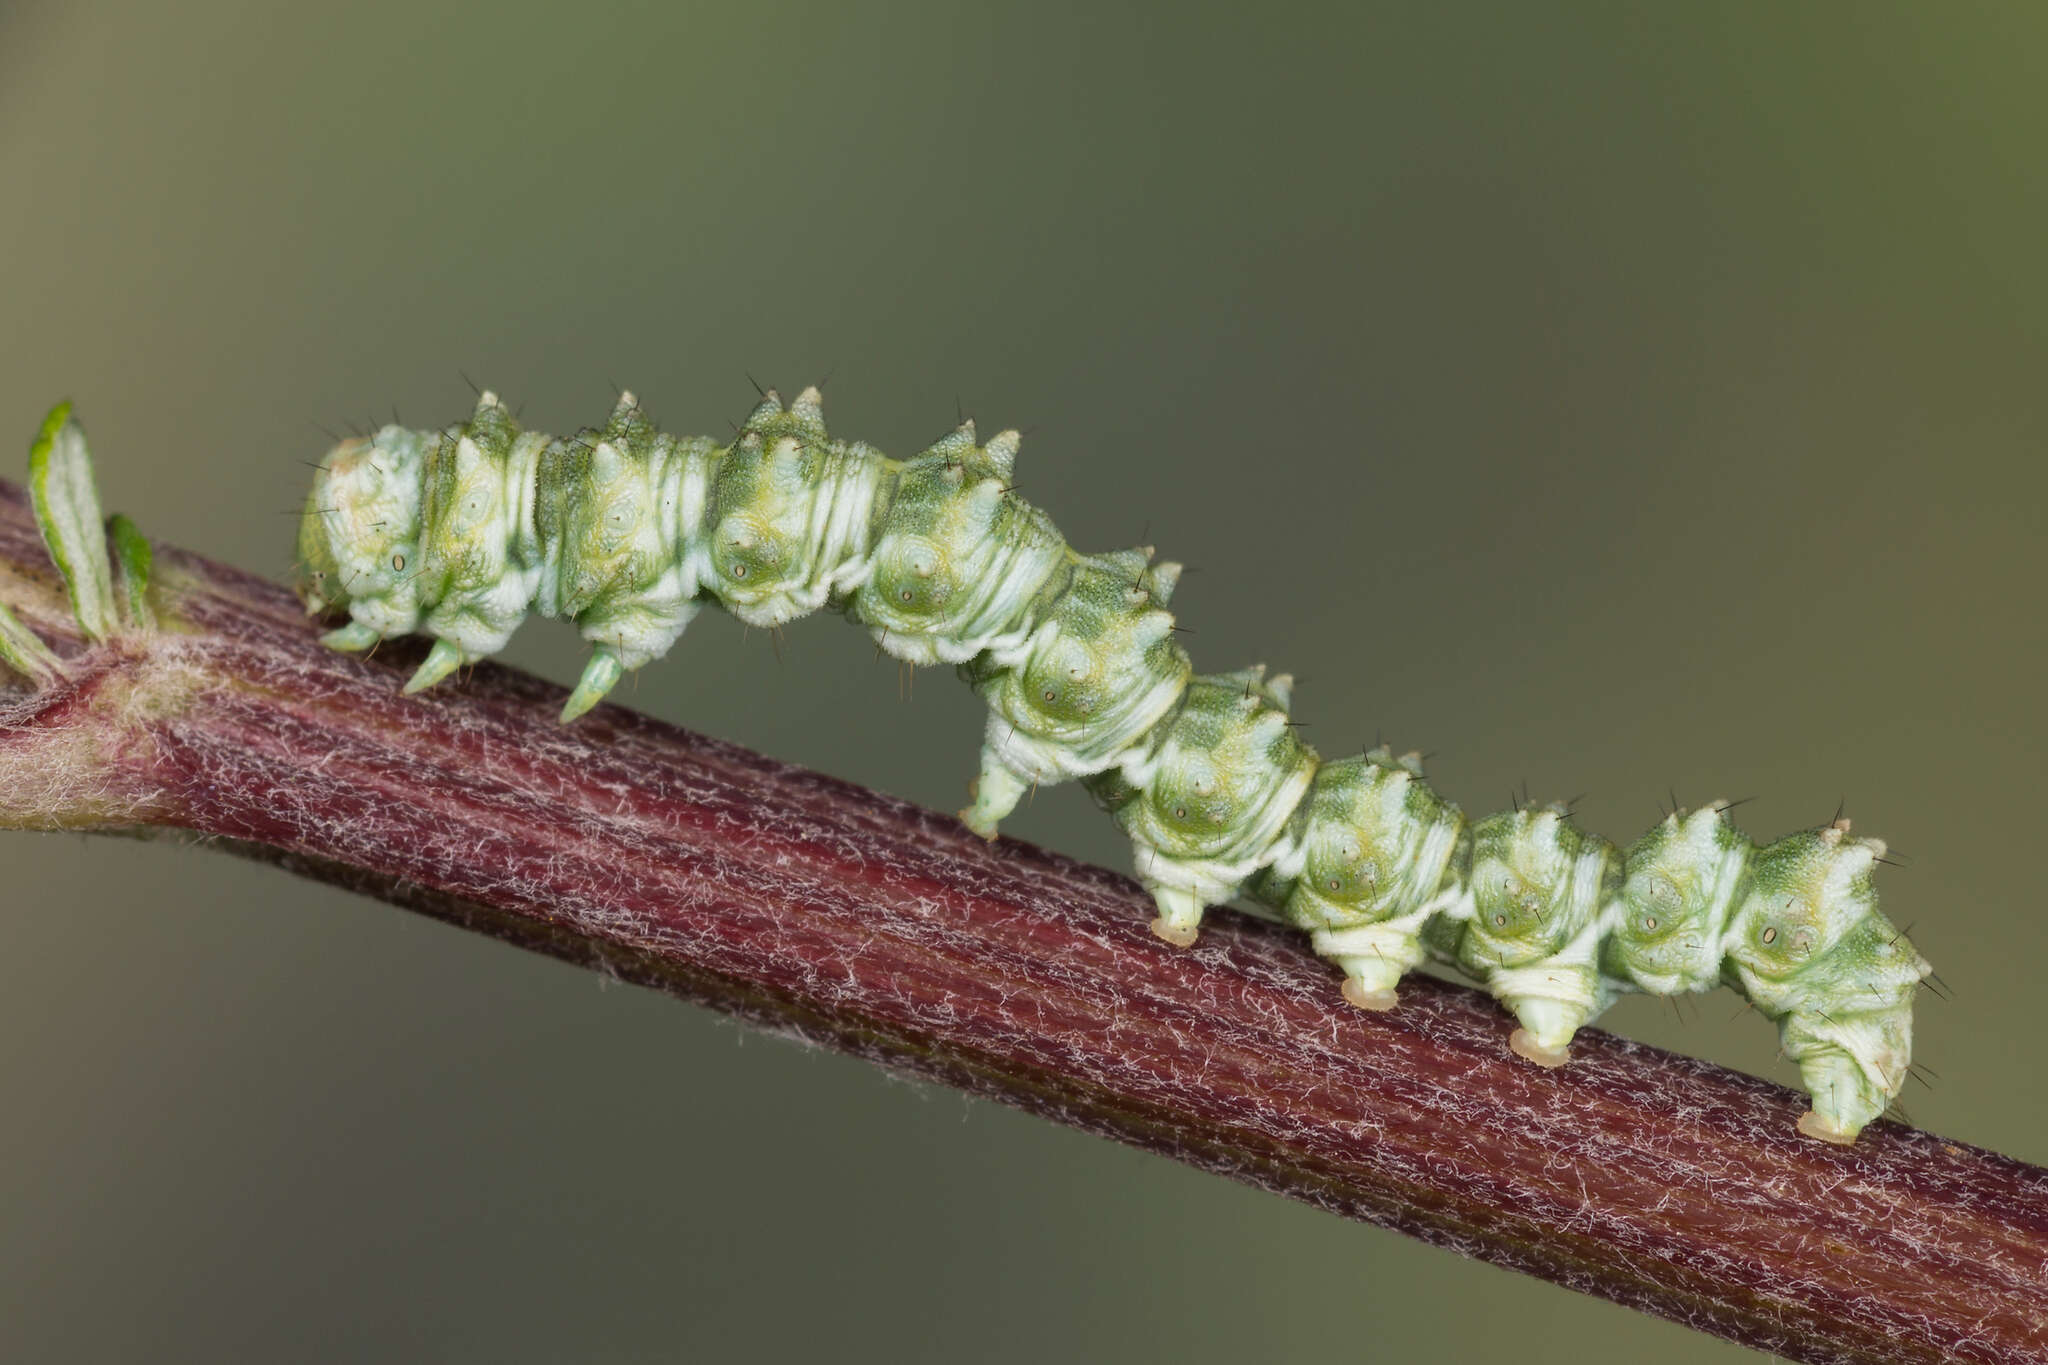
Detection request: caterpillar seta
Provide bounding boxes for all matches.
[296,385,1932,1144]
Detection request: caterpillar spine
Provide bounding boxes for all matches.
[297,386,1932,1144]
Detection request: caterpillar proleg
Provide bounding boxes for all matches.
[298,386,1931,1144]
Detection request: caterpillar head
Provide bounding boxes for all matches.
[1606,804,1747,993]
[1290,750,1462,927]
[1468,806,1612,963]
[1728,818,1887,988]
[297,424,429,635]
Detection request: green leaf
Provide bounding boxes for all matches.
[108,512,155,631]
[0,598,61,686]
[28,402,119,643]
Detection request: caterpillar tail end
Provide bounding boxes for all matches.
[320,621,383,652]
[1149,887,1205,948]
[402,638,468,695]
[561,646,625,723]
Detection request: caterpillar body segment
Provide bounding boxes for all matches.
[852,427,1064,669]
[700,393,890,633]
[296,386,1932,1143]
[1088,666,1317,946]
[1393,806,1614,1068]
[958,547,1190,838]
[1250,746,1468,1011]
[1603,805,1750,998]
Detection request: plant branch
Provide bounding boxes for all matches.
[2,474,2044,1365]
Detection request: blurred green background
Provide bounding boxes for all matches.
[2,3,2043,1361]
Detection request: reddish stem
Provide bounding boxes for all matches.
[2,479,2044,1365]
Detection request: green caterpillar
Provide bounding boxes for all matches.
[297,386,1932,1144]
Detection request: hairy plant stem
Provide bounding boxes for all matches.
[1,476,2044,1365]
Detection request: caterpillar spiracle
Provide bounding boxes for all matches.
[296,385,1932,1145]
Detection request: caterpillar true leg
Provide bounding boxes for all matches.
[319,620,384,652]
[296,384,1932,1143]
[563,646,628,722]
